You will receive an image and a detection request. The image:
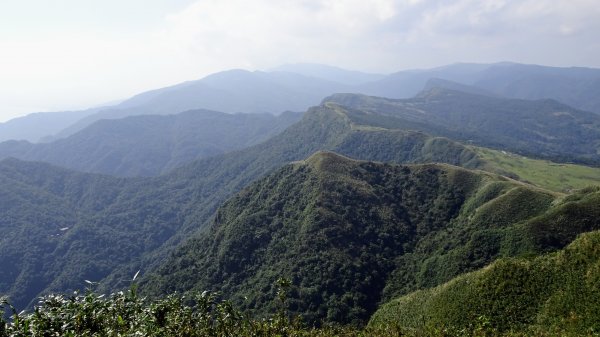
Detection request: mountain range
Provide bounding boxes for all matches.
[325,89,600,164]
[140,150,600,327]
[0,110,301,176]
[1,62,600,334]
[2,62,599,143]
[359,62,600,114]
[2,86,599,178]
[2,95,599,323]
[0,102,487,311]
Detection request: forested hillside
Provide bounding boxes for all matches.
[142,152,600,325]
[0,110,302,176]
[0,103,488,313]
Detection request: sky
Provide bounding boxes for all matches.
[0,0,599,122]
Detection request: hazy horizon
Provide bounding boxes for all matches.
[1,0,599,122]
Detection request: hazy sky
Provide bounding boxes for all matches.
[1,0,599,121]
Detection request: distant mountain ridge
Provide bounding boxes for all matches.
[270,63,385,85]
[4,82,599,178]
[51,70,351,140]
[2,62,599,143]
[358,62,600,113]
[0,109,302,177]
[0,108,101,143]
[325,89,600,164]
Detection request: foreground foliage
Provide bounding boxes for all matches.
[0,290,302,337]
[0,278,411,337]
[0,284,592,337]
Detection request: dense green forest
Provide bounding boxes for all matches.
[4,227,599,336]
[142,152,600,327]
[2,153,597,335]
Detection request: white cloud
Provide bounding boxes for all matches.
[158,0,399,71]
[404,0,600,39]
[156,0,600,75]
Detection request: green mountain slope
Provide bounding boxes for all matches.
[474,147,600,192]
[1,98,599,329]
[370,217,600,335]
[0,103,487,313]
[143,152,600,325]
[325,89,600,164]
[0,159,131,310]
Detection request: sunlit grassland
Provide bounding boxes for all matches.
[474,147,600,192]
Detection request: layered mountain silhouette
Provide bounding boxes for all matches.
[2,62,599,143]
[3,86,598,178]
[358,62,600,114]
[270,63,385,85]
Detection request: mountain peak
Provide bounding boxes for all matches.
[304,150,356,172]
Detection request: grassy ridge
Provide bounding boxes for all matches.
[325,95,600,193]
[475,147,600,192]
